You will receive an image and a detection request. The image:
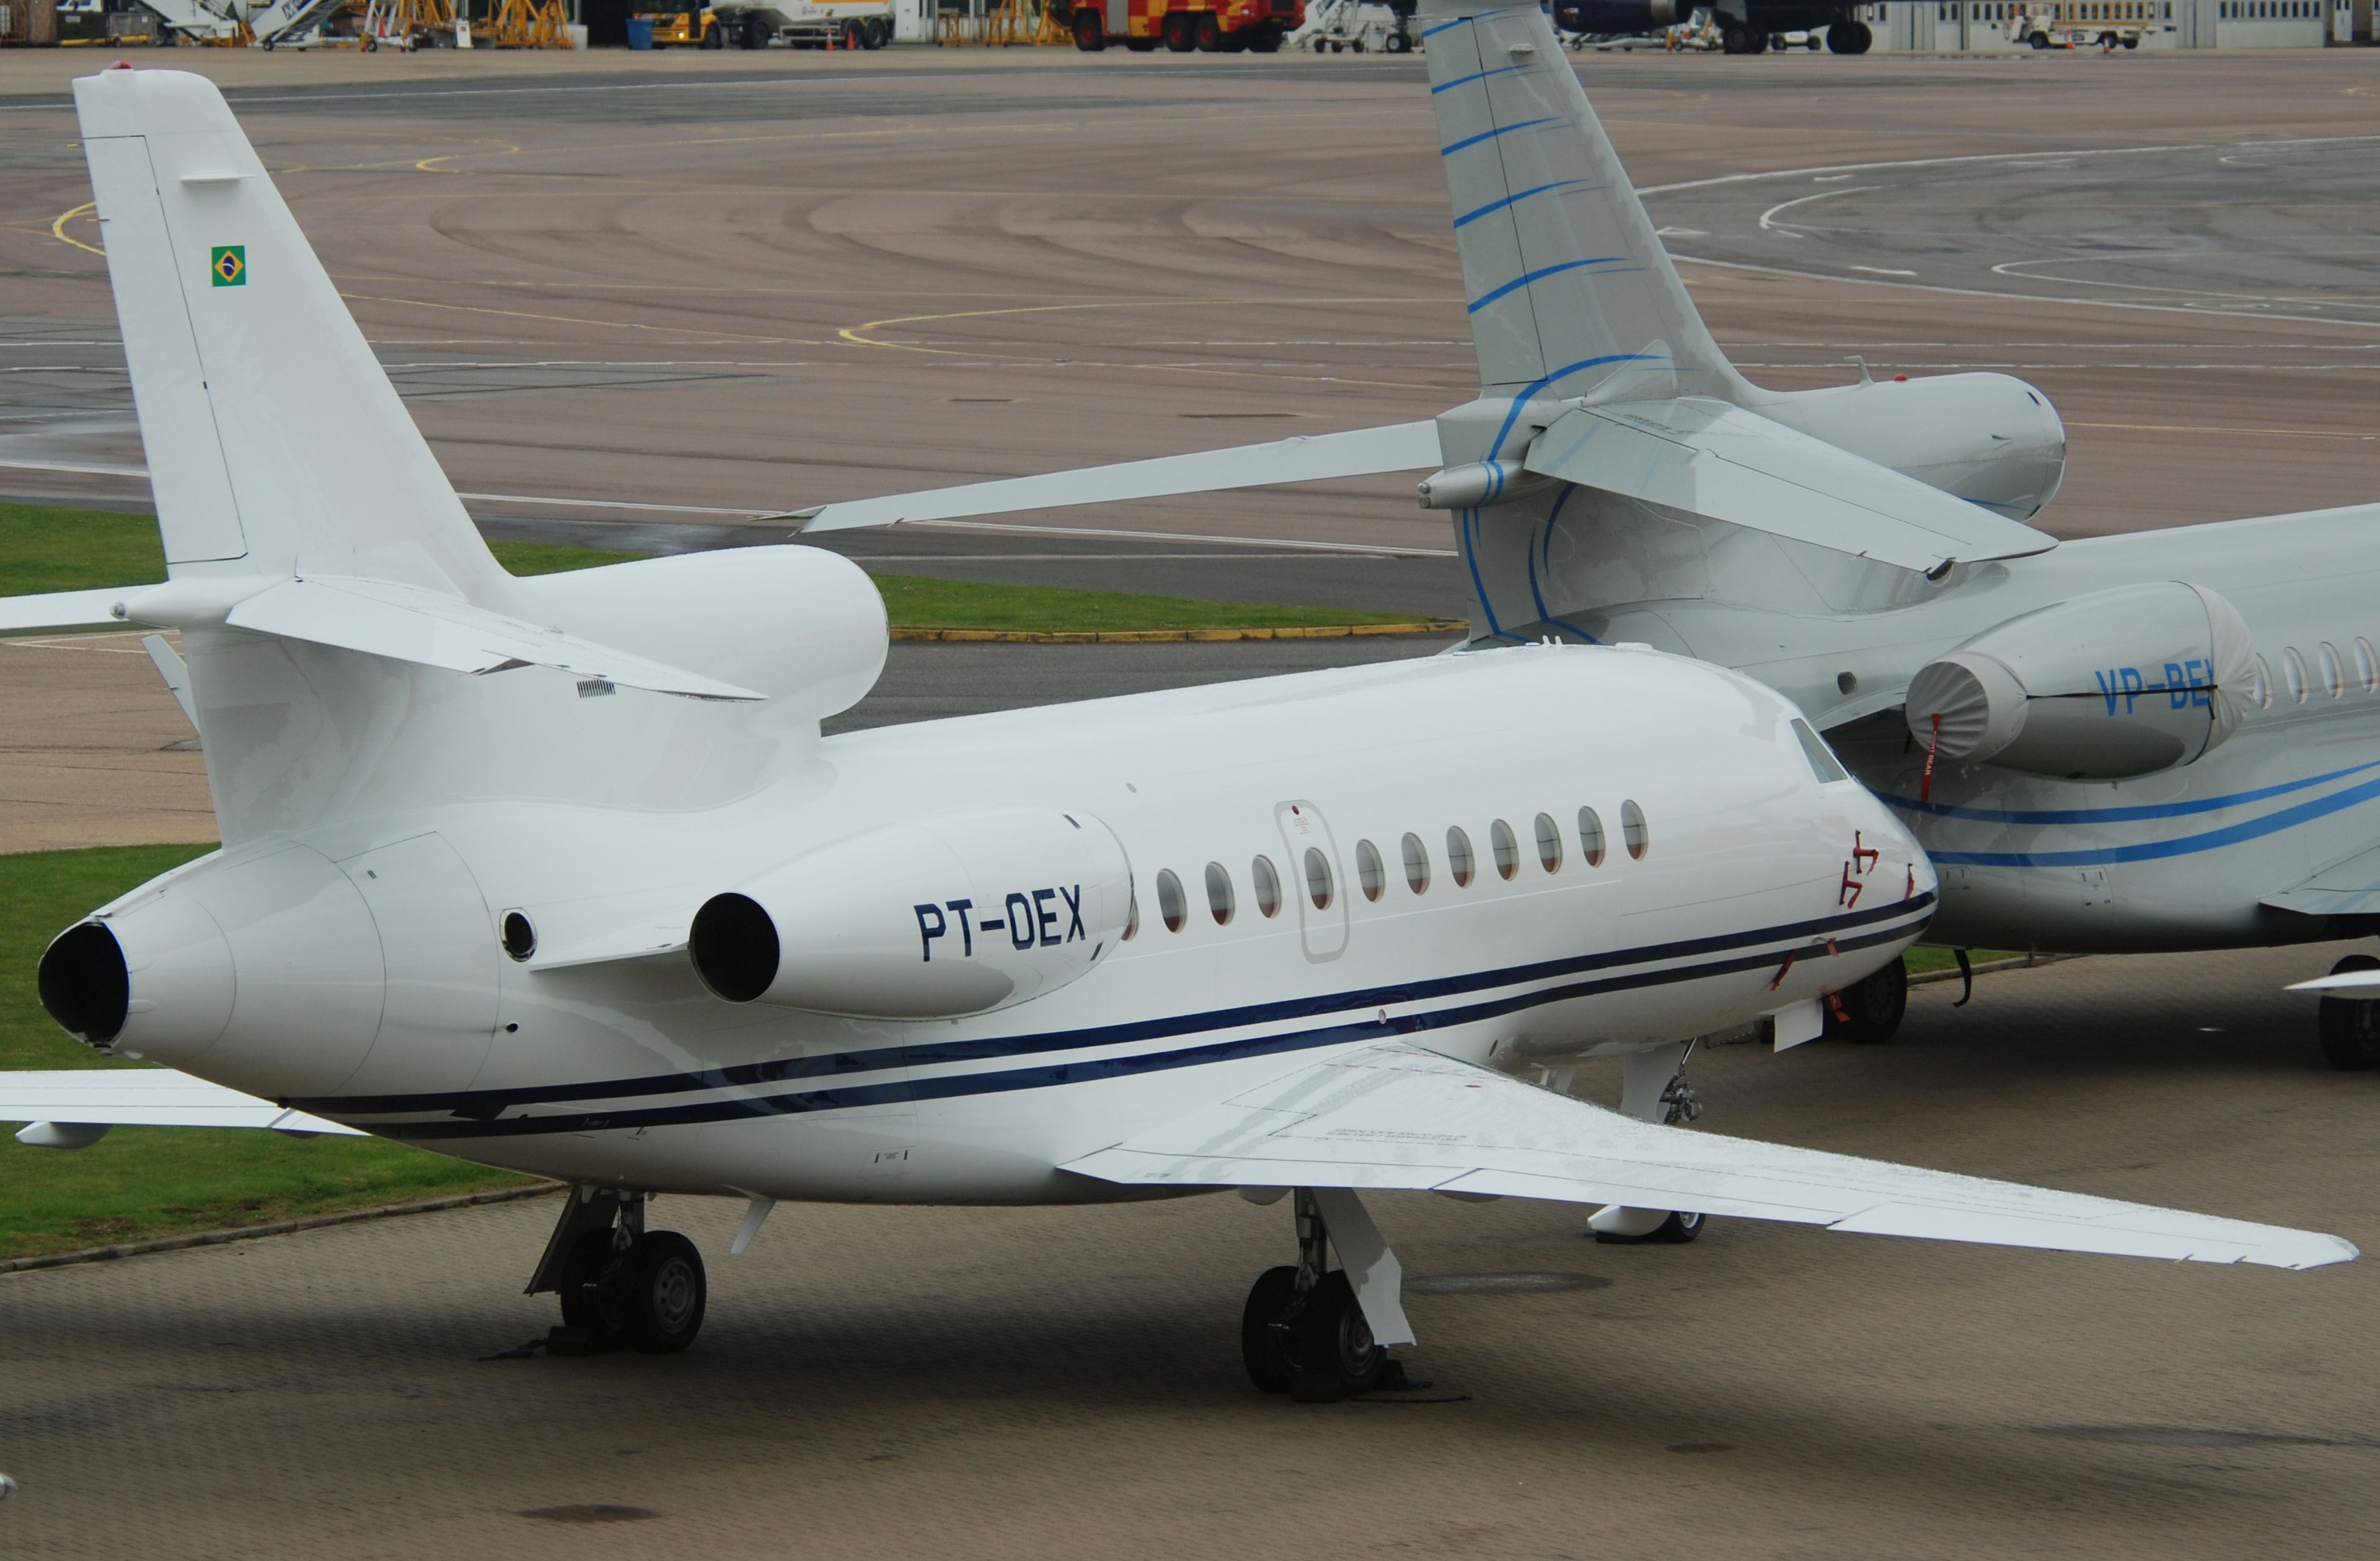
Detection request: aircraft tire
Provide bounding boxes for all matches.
[2317,955,2380,1071]
[1827,956,1908,1045]
[1240,1264,1298,1394]
[1593,1210,1704,1245]
[1288,1270,1389,1400]
[616,1231,707,1355]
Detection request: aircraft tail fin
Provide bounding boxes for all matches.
[1422,0,1739,403]
[73,68,506,600]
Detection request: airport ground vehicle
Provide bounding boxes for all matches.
[1067,0,1303,52]
[635,0,891,46]
[1557,1,1871,51]
[2007,2,2157,45]
[1293,0,1413,50]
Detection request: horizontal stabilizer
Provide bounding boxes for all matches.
[1523,399,2058,574]
[0,1069,361,1136]
[1063,1041,2353,1271]
[0,587,145,637]
[226,576,763,702]
[796,421,1443,533]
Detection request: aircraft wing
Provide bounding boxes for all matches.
[794,421,1443,533]
[1523,399,2058,575]
[0,1069,363,1137]
[1062,1040,2353,1270]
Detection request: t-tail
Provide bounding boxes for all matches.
[787,0,2066,651]
[2,69,887,845]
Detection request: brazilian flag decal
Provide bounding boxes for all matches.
[210,245,247,288]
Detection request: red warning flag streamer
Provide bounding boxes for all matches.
[1921,711,1942,803]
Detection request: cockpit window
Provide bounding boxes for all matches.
[1792,718,1850,784]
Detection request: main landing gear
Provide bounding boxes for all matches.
[1590,1039,1709,1246]
[2317,953,2380,1071]
[531,1186,707,1355]
[1241,1188,1416,1401]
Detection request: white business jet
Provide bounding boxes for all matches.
[0,59,2352,1396]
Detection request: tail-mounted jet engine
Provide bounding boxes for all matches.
[1905,582,2253,781]
[1753,372,2068,522]
[689,808,1133,1019]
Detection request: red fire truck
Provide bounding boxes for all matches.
[1062,0,1302,51]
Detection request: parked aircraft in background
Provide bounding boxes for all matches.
[0,45,2355,1394]
[802,0,2380,1073]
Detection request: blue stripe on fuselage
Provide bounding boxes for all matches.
[297,894,1937,1127]
[364,911,1932,1142]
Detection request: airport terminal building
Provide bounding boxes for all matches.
[1860,0,2343,48]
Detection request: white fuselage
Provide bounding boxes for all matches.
[83,644,1931,1205]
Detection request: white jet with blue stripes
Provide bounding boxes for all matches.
[0,64,2355,1392]
[795,0,2380,1073]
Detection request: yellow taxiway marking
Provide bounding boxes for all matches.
[839,300,1460,394]
[50,201,104,258]
[338,291,826,346]
[2068,420,2380,441]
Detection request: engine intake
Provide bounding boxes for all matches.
[1906,582,2252,780]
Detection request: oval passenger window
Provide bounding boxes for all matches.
[2357,637,2378,693]
[1446,827,1475,887]
[1204,862,1235,926]
[1620,801,1649,861]
[1156,869,1187,933]
[1303,847,1335,911]
[1355,839,1385,902]
[1534,813,1562,873]
[1490,820,1519,881]
[1577,807,1605,867]
[2284,647,2308,705]
[2320,642,2343,699]
[1251,855,1282,918]
[1401,832,1430,894]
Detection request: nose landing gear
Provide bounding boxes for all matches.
[534,1186,708,1355]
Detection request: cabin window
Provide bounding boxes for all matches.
[1792,718,1851,783]
[1252,855,1282,918]
[1577,807,1606,867]
[1534,812,1562,873]
[1447,826,1476,887]
[1401,832,1431,894]
[2356,638,2377,693]
[2320,642,2344,699]
[2283,646,2309,705]
[1303,847,1336,911]
[1355,839,1386,902]
[1621,799,1649,861]
[2249,654,2273,710]
[1204,862,1235,926]
[1156,869,1187,933]
[1490,819,1520,881]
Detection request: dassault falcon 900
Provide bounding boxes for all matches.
[0,35,2354,1392]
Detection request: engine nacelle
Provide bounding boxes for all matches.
[689,808,1133,1019]
[1905,582,2254,780]
[1553,0,1694,30]
[1752,372,2067,521]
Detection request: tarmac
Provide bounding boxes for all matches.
[4,40,2380,1560]
[6,944,2380,1560]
